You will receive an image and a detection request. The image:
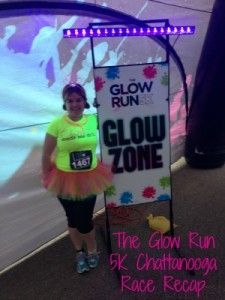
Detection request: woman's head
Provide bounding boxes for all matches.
[62,83,90,120]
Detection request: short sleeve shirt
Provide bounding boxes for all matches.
[47,114,98,172]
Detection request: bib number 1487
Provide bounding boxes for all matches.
[72,157,90,168]
[70,150,92,170]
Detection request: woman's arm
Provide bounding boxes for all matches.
[42,133,57,176]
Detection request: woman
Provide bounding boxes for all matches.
[42,83,113,274]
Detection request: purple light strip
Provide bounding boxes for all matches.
[63,26,195,38]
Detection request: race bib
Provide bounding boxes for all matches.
[70,150,92,170]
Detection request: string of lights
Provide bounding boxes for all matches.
[63,25,195,38]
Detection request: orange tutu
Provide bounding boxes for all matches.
[44,161,113,200]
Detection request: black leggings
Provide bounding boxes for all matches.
[58,195,96,234]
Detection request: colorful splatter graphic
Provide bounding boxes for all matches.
[157,194,171,202]
[120,191,133,205]
[161,72,169,86]
[105,185,116,197]
[143,65,157,79]
[106,202,118,208]
[106,66,120,80]
[142,186,156,198]
[95,76,105,92]
[159,176,170,189]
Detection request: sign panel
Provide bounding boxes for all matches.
[94,63,171,206]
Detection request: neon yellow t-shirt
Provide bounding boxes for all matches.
[47,114,98,172]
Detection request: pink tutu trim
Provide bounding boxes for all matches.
[44,161,113,200]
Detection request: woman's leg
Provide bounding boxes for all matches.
[58,196,98,271]
[80,228,97,253]
[68,227,83,251]
[68,226,98,253]
[58,196,97,252]
[58,197,83,251]
[75,196,99,268]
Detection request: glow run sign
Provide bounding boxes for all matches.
[95,63,171,206]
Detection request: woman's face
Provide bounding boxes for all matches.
[64,92,86,120]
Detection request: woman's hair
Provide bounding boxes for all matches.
[62,83,90,109]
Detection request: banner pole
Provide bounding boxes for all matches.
[103,193,112,254]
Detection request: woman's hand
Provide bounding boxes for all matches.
[41,168,54,188]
